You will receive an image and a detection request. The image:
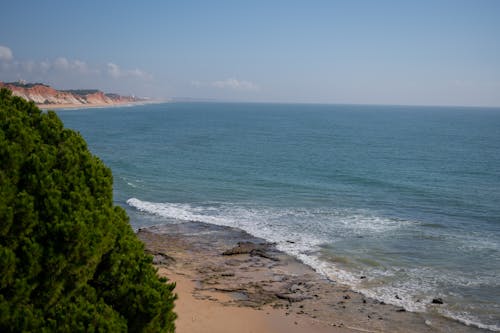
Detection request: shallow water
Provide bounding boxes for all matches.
[58,102,500,330]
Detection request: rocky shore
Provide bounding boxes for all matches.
[137,221,483,333]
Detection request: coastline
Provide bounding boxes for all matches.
[38,99,166,110]
[138,221,484,333]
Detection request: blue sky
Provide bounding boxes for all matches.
[1,0,499,106]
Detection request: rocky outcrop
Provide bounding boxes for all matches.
[137,221,474,333]
[0,81,144,106]
[222,241,279,261]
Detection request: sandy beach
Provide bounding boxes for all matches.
[38,102,131,110]
[38,100,165,110]
[162,269,350,333]
[137,222,482,333]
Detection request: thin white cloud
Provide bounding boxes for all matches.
[211,78,259,91]
[107,62,152,80]
[0,45,13,61]
[21,60,36,73]
[39,61,51,73]
[53,57,70,70]
[191,78,260,91]
[4,57,96,76]
[107,62,121,78]
[52,57,94,75]
[0,45,151,84]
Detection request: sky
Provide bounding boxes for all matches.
[1,0,499,106]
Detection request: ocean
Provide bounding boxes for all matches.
[57,102,500,331]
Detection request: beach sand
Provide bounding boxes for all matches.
[37,100,164,110]
[164,269,350,333]
[38,102,132,110]
[138,222,483,333]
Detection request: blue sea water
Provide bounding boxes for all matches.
[57,102,500,330]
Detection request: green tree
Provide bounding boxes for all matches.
[0,88,176,332]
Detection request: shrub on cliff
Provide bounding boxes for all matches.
[0,88,176,332]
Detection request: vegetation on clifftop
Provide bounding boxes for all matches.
[60,89,100,96]
[2,82,50,88]
[0,88,176,332]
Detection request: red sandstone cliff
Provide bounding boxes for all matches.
[0,82,144,106]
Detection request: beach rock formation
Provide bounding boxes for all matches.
[222,241,279,261]
[137,221,481,333]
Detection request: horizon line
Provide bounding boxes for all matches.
[169,97,500,110]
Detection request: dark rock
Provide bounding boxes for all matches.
[222,242,268,255]
[250,249,279,261]
[222,242,279,261]
[395,294,401,300]
[432,298,444,304]
[275,293,312,303]
[396,308,406,312]
[360,276,366,279]
[150,252,175,265]
[343,295,351,300]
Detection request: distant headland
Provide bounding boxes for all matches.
[0,81,153,109]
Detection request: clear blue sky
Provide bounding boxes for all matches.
[1,0,499,106]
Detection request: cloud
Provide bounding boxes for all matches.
[107,62,152,80]
[0,45,13,61]
[51,57,95,75]
[107,62,121,78]
[211,78,259,91]
[39,61,51,73]
[53,57,70,70]
[191,78,260,91]
[2,56,95,76]
[190,80,202,87]
[0,45,152,87]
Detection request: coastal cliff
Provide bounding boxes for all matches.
[0,81,145,107]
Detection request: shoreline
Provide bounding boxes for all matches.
[137,221,484,333]
[38,99,167,110]
[159,268,351,333]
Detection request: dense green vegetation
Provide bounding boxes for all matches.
[60,89,100,96]
[3,82,50,88]
[0,89,176,332]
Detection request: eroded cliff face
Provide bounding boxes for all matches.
[0,82,143,106]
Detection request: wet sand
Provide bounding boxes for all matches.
[137,221,484,333]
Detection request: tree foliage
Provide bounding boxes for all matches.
[0,89,176,332]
